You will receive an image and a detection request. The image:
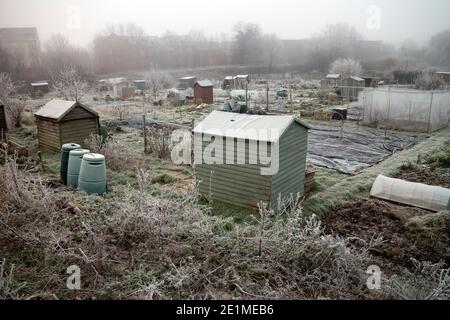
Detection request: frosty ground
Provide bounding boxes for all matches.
[1,109,449,299]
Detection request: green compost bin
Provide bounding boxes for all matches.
[67,149,90,188]
[78,153,107,195]
[60,143,81,185]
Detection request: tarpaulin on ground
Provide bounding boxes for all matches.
[307,124,426,174]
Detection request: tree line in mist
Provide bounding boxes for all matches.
[1,22,449,81]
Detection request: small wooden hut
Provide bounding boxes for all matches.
[194,80,214,104]
[341,76,365,101]
[34,99,99,152]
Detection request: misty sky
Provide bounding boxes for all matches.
[1,0,449,46]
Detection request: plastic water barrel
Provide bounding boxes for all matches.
[60,143,81,185]
[67,149,90,188]
[78,153,107,195]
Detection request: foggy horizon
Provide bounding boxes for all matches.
[1,0,450,47]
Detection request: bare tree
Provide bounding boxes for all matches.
[428,29,450,67]
[146,66,171,101]
[7,98,27,128]
[232,22,264,65]
[415,72,443,90]
[0,73,16,102]
[43,34,92,76]
[50,64,88,102]
[112,104,130,121]
[308,23,363,71]
[0,73,25,128]
[329,58,363,78]
[263,34,281,73]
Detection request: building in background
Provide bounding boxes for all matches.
[134,80,147,91]
[233,75,251,89]
[178,76,197,90]
[0,28,41,69]
[323,74,341,88]
[30,81,49,96]
[436,72,450,84]
[194,80,214,104]
[341,76,365,101]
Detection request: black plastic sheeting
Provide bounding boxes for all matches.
[307,124,426,174]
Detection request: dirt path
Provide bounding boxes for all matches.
[160,170,194,192]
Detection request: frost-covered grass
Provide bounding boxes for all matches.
[0,156,412,300]
[2,125,450,299]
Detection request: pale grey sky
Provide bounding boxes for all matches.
[0,0,449,46]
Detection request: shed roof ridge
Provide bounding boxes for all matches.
[194,111,311,143]
[34,99,98,121]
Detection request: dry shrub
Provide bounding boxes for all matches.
[0,259,25,299]
[20,111,35,126]
[95,104,142,120]
[0,156,445,300]
[388,259,450,300]
[5,98,27,128]
[85,134,143,171]
[146,126,172,159]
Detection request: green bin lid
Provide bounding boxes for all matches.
[83,153,105,162]
[70,149,90,156]
[62,143,81,151]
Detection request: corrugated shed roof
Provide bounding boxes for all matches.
[35,99,98,121]
[349,76,364,82]
[326,74,340,79]
[196,80,213,87]
[193,111,309,143]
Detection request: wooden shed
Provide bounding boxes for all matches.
[178,76,197,90]
[234,75,250,89]
[436,72,450,84]
[34,99,99,152]
[30,81,50,96]
[194,80,214,105]
[0,100,7,133]
[193,111,310,209]
[341,76,365,101]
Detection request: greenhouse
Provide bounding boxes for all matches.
[360,88,450,132]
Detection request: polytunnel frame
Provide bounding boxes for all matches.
[360,87,450,133]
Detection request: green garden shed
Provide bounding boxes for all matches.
[193,111,310,209]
